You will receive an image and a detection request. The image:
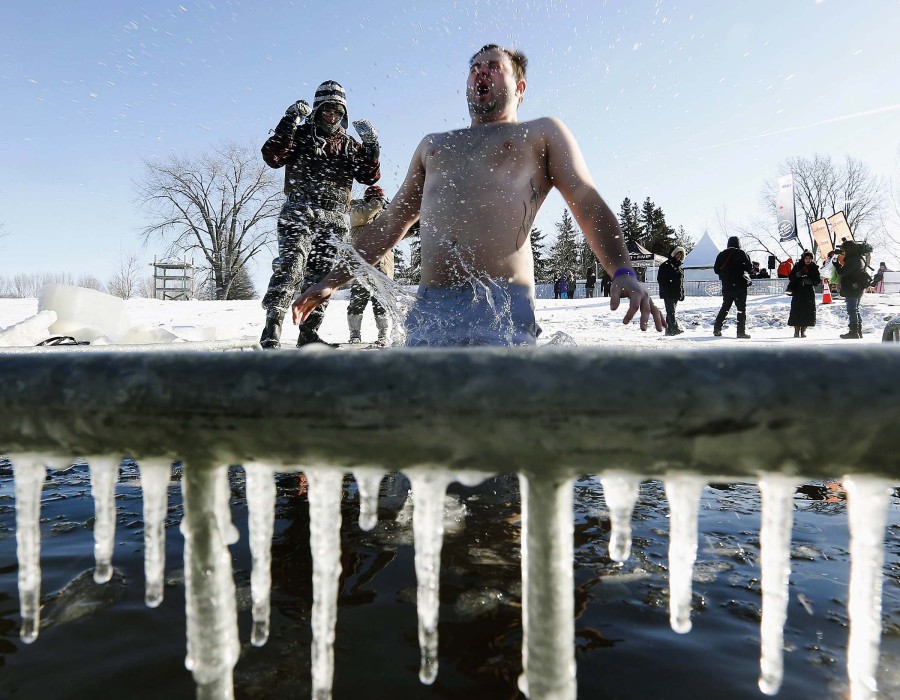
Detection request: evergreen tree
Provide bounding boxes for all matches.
[618,197,642,244]
[530,227,552,282]
[579,236,598,279]
[549,209,579,277]
[638,197,677,256]
[225,265,257,300]
[406,222,422,284]
[673,226,695,254]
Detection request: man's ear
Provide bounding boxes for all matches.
[516,79,527,104]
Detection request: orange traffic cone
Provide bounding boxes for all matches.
[822,282,832,304]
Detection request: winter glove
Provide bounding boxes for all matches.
[352,119,379,144]
[285,100,312,122]
[364,185,385,201]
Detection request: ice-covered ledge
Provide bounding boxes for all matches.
[0,346,899,480]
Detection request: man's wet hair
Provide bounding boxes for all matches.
[470,44,528,83]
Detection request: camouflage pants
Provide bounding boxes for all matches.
[347,281,388,317]
[261,201,350,335]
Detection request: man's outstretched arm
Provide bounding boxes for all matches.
[291,138,427,324]
[542,118,664,332]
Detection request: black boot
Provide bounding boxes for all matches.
[736,312,750,339]
[840,325,861,339]
[800,326,807,338]
[259,313,283,349]
[297,324,337,347]
[793,327,800,338]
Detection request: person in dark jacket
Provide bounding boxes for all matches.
[600,271,611,297]
[259,81,381,348]
[786,251,820,338]
[833,240,868,339]
[553,276,562,299]
[657,246,685,335]
[585,267,597,298]
[712,235,753,338]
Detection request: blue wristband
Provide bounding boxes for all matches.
[613,268,636,280]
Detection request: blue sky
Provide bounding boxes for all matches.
[2,0,899,290]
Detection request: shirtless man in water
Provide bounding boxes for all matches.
[292,44,664,345]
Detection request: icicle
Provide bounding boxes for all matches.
[88,456,120,584]
[757,474,795,695]
[664,475,705,634]
[180,464,239,697]
[11,453,47,644]
[600,472,641,562]
[844,475,892,700]
[138,459,171,608]
[306,467,344,700]
[517,473,576,700]
[353,468,384,532]
[244,463,276,646]
[408,469,453,685]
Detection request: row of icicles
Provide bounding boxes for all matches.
[9,453,893,700]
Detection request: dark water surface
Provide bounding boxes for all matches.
[0,461,898,699]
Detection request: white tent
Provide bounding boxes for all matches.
[682,231,722,281]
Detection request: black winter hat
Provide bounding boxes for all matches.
[727,236,740,249]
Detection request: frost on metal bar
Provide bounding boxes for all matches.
[757,474,796,696]
[88,455,120,584]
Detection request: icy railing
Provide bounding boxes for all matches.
[2,347,898,700]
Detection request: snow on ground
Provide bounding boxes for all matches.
[2,291,900,348]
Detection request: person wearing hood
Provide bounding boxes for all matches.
[258,81,381,348]
[712,235,753,338]
[787,251,820,338]
[833,240,869,339]
[657,246,685,336]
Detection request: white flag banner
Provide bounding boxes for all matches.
[776,175,798,242]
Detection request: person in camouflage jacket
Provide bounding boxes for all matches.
[259,80,381,348]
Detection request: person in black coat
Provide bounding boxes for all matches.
[657,246,686,335]
[786,251,820,338]
[833,240,869,339]
[712,235,753,338]
[585,267,597,298]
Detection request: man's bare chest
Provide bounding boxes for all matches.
[425,129,541,180]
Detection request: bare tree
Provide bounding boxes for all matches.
[76,275,106,292]
[135,143,282,300]
[108,251,145,299]
[761,154,884,252]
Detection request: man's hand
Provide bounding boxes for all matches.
[609,274,665,332]
[285,100,312,121]
[352,119,378,144]
[291,282,335,324]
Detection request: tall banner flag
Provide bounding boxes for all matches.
[776,175,799,242]
[810,218,832,261]
[827,211,853,246]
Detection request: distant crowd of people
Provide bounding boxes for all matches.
[552,268,609,299]
[655,236,889,341]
